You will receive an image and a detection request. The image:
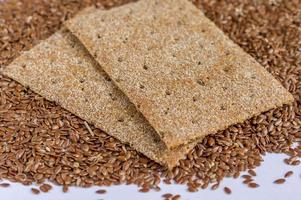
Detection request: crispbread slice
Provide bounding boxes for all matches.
[1,29,198,169]
[65,0,294,149]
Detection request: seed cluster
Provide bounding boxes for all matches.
[0,0,301,198]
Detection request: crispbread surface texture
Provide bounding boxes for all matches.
[66,0,294,149]
[1,29,198,168]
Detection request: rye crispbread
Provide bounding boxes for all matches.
[65,0,294,149]
[1,29,198,169]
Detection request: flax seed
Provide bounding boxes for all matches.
[274,179,286,184]
[96,189,107,194]
[224,187,231,194]
[248,169,257,176]
[241,175,252,179]
[188,186,198,192]
[39,184,52,193]
[171,194,181,200]
[139,187,150,193]
[284,171,293,178]
[243,179,254,184]
[31,188,40,194]
[63,185,69,193]
[162,193,173,198]
[211,183,219,190]
[292,160,300,166]
[248,183,259,188]
[0,183,10,188]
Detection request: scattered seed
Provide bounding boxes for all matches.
[171,194,181,200]
[152,185,161,191]
[224,187,231,194]
[248,169,256,176]
[0,183,10,188]
[211,183,219,190]
[162,193,173,198]
[292,160,300,166]
[243,179,254,184]
[139,187,149,193]
[188,186,198,192]
[274,179,286,184]
[248,182,259,188]
[201,182,209,189]
[163,179,171,184]
[96,189,107,194]
[63,185,69,193]
[39,184,52,193]
[284,171,293,178]
[31,188,40,194]
[241,175,252,179]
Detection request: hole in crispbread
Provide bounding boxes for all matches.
[104,76,111,82]
[223,67,231,73]
[220,105,226,110]
[79,79,85,83]
[109,93,117,101]
[97,34,101,39]
[192,119,198,124]
[192,96,197,102]
[139,84,145,89]
[177,20,183,26]
[117,57,123,62]
[196,79,205,86]
[21,64,26,69]
[93,50,98,58]
[222,86,228,91]
[117,118,124,122]
[122,37,128,43]
[143,64,148,70]
[164,108,170,115]
[153,136,160,143]
[165,90,171,96]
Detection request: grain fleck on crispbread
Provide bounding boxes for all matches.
[65,0,294,149]
[1,29,198,169]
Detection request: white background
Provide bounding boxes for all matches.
[0,152,300,200]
